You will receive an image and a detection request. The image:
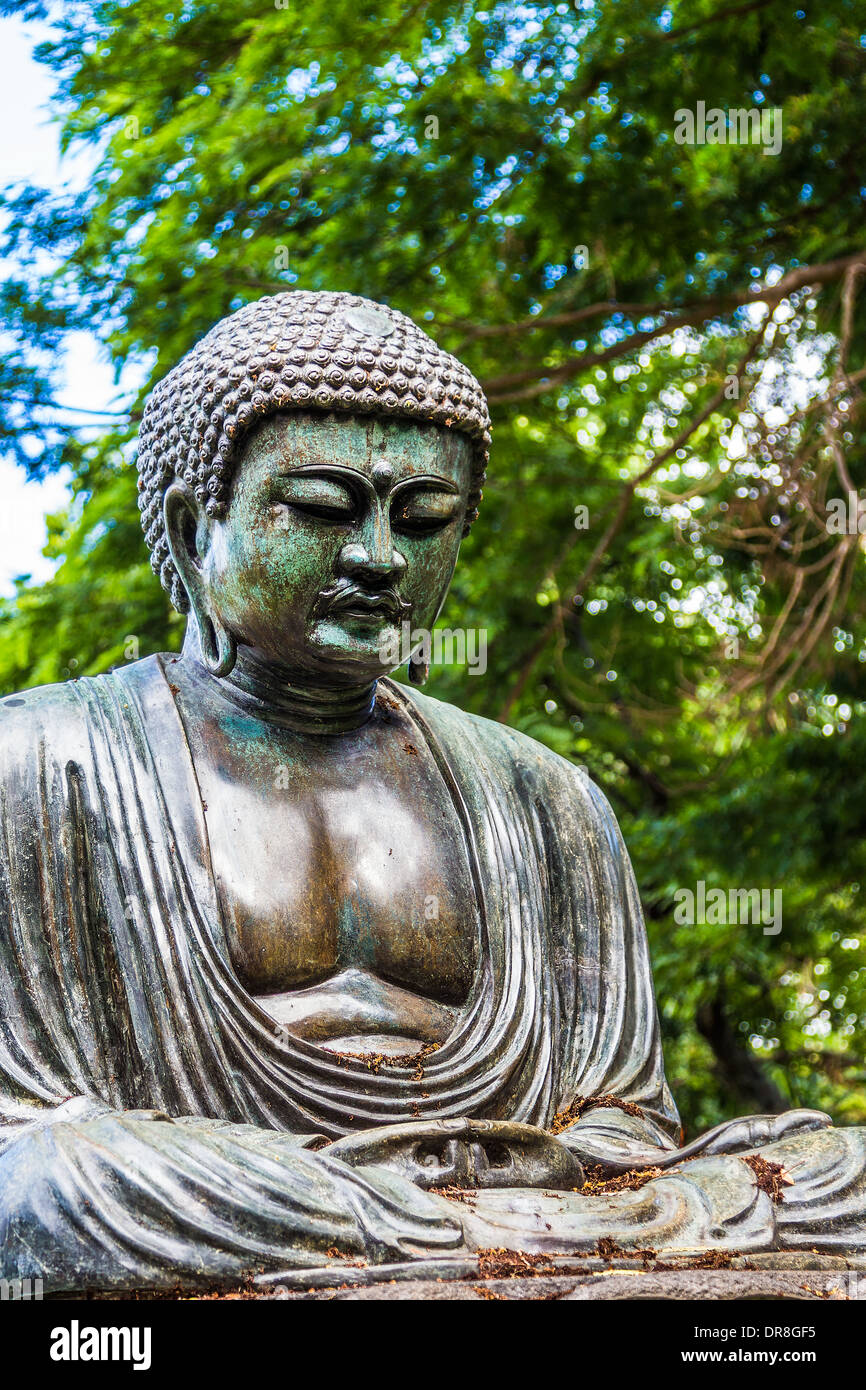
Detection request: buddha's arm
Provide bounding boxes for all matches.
[535,763,828,1173]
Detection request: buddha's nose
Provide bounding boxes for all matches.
[337,541,407,585]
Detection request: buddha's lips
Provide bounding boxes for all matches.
[316,586,410,621]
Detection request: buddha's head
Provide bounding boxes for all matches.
[136,292,490,685]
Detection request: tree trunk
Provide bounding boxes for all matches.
[696,995,788,1114]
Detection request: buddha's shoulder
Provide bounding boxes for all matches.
[392,680,606,806]
[0,657,164,761]
[0,678,87,780]
[0,675,86,724]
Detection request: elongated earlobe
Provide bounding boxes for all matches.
[163,481,237,678]
[197,610,237,678]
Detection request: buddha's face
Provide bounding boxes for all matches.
[178,412,473,684]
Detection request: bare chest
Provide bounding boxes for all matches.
[180,696,479,1011]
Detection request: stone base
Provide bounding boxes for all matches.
[282,1269,861,1300]
[274,1254,864,1301]
[72,1252,865,1301]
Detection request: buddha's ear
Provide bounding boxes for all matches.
[163,480,236,677]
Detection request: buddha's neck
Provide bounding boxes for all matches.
[211,645,377,735]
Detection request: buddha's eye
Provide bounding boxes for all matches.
[274,475,356,522]
[391,489,461,536]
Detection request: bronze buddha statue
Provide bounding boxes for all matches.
[0,291,863,1293]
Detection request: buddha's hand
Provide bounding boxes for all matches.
[555,1106,834,1177]
[684,1107,832,1158]
[327,1117,584,1191]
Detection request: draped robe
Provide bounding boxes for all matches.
[1,657,863,1291]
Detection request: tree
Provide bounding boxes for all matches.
[2,0,866,1131]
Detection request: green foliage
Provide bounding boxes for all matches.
[2,0,866,1132]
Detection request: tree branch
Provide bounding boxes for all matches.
[482,252,866,404]
[495,331,765,721]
